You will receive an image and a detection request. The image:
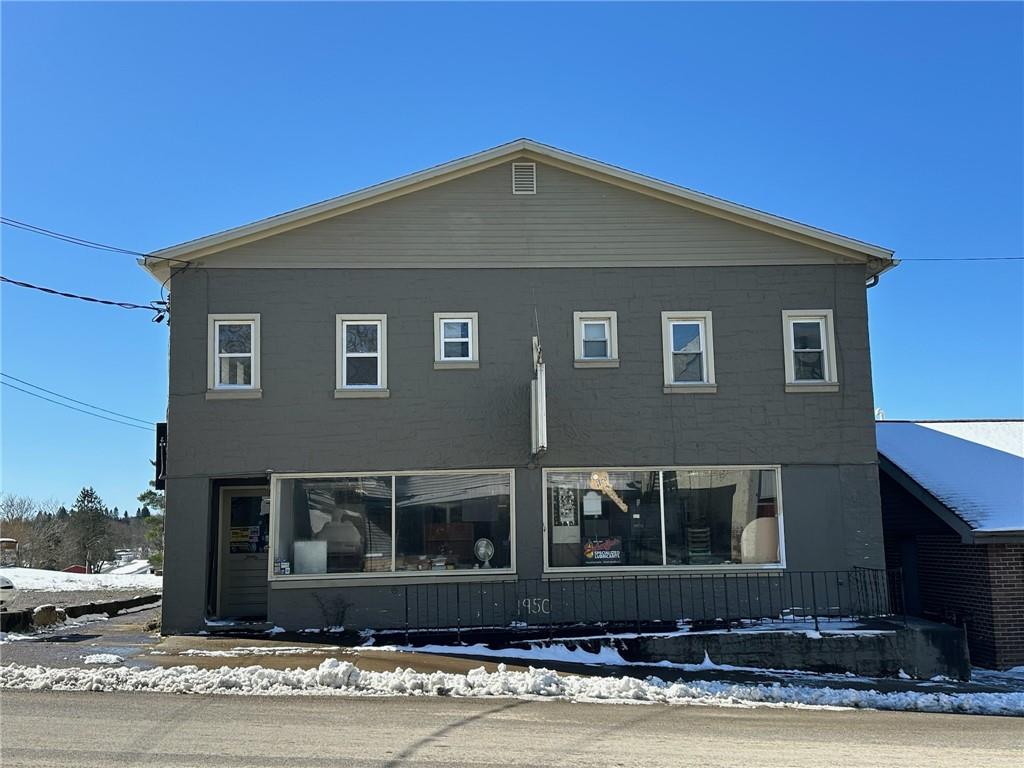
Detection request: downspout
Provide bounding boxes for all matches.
[865,274,880,289]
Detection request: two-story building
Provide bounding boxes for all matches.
[142,139,897,634]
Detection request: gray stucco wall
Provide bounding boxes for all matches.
[161,263,883,633]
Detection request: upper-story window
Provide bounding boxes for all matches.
[661,311,716,393]
[434,312,479,369]
[782,310,838,391]
[336,314,389,398]
[573,311,619,368]
[207,314,261,398]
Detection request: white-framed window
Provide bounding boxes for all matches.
[661,311,716,391]
[207,314,260,396]
[336,314,388,397]
[269,469,516,580]
[433,312,479,368]
[782,310,838,390]
[573,311,618,368]
[543,466,784,572]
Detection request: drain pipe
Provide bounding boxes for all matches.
[866,274,880,289]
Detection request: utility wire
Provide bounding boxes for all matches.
[1,275,167,318]
[1,381,154,432]
[0,216,188,264]
[0,373,154,425]
[1,216,147,255]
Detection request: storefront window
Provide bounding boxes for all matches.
[547,471,663,568]
[275,476,393,575]
[396,474,511,571]
[273,471,513,578]
[546,468,781,569]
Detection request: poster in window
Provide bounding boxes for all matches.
[552,484,579,544]
[583,537,623,565]
[582,490,603,517]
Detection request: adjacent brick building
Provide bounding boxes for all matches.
[877,421,1024,669]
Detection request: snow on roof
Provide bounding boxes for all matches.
[876,421,1024,534]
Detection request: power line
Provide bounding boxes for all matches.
[1,275,167,319]
[1,381,154,432]
[0,216,189,264]
[0,373,154,425]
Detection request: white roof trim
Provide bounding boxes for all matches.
[141,138,896,282]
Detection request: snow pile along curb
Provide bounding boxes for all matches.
[1,659,1022,716]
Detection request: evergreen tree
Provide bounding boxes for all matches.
[137,481,165,514]
[67,487,114,572]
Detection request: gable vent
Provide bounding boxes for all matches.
[511,162,536,195]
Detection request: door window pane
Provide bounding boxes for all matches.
[346,324,378,353]
[395,474,512,571]
[218,323,252,353]
[662,469,780,566]
[546,471,663,568]
[345,357,378,386]
[275,476,394,575]
[228,496,269,554]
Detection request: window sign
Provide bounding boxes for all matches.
[552,484,579,544]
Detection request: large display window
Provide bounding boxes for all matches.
[272,470,513,579]
[546,467,782,570]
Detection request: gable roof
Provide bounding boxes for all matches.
[876,420,1024,542]
[141,138,896,282]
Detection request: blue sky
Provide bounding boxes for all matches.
[2,2,1021,513]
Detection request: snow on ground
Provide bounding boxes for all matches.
[106,560,153,576]
[82,654,124,665]
[372,642,828,676]
[1,658,1021,715]
[1,567,162,592]
[178,646,342,658]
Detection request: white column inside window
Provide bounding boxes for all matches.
[215,321,254,388]
[343,321,381,388]
[671,321,706,383]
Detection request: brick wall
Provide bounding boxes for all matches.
[880,470,1023,669]
[914,534,1023,669]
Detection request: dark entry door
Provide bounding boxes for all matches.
[899,537,922,616]
[217,488,270,620]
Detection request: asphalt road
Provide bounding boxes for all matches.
[1,690,1021,768]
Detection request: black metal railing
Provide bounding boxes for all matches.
[387,568,904,642]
